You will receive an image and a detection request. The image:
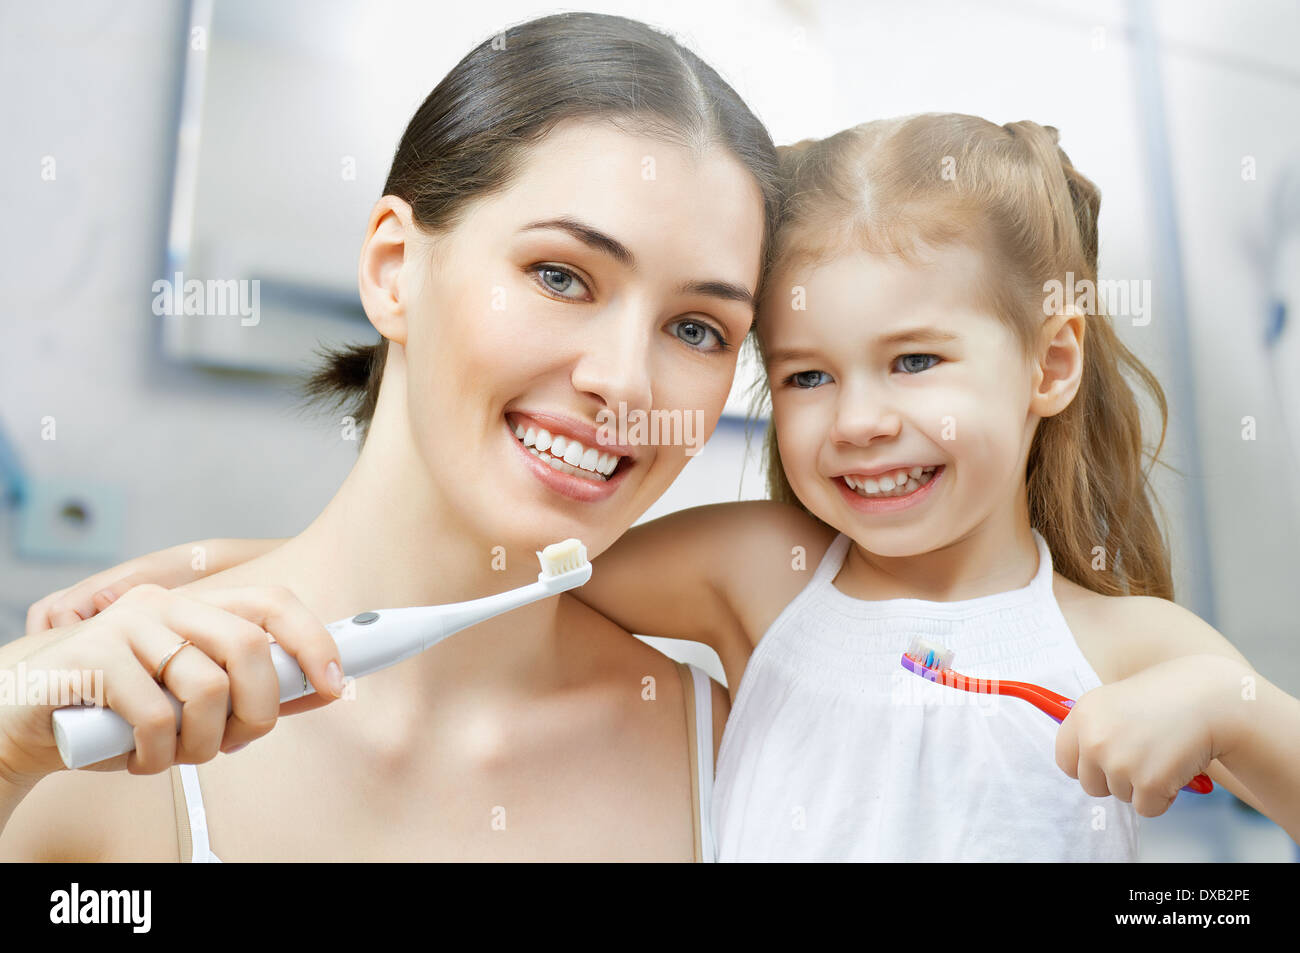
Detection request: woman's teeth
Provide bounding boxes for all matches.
[843,466,937,498]
[512,422,621,483]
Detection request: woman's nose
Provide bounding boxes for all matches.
[829,379,902,446]
[569,311,654,418]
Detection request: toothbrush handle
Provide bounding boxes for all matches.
[909,661,1213,796]
[50,568,587,771]
[51,640,321,770]
[1003,683,1213,795]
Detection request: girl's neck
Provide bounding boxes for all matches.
[835,504,1041,604]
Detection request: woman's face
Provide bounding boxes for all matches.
[391,118,765,558]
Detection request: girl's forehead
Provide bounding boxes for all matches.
[758,242,998,345]
[772,238,988,294]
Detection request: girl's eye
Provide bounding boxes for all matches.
[530,264,591,300]
[896,353,940,374]
[786,370,831,389]
[670,318,729,352]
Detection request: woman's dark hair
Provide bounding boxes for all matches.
[305,11,781,440]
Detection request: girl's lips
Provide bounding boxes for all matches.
[835,465,944,513]
[505,419,630,503]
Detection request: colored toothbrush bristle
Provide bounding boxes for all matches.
[904,637,955,672]
[536,538,589,577]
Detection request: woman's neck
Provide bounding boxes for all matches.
[222,356,569,698]
[836,498,1041,603]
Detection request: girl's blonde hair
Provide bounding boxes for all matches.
[753,113,1173,599]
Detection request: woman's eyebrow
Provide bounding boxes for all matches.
[521,217,635,267]
[519,216,755,311]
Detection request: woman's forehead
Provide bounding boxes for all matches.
[480,119,766,279]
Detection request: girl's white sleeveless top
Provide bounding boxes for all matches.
[711,530,1140,861]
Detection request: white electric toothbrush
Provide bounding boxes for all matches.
[51,538,592,770]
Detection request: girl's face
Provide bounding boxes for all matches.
[389,118,765,558]
[761,242,1044,558]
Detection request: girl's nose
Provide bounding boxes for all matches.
[569,310,654,421]
[829,380,902,446]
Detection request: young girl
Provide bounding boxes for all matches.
[30,114,1300,861]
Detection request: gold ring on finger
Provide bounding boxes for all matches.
[153,639,194,683]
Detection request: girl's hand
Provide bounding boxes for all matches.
[25,538,282,635]
[1054,654,1249,817]
[1,583,343,791]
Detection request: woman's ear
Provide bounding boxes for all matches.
[1029,309,1086,418]
[358,195,418,347]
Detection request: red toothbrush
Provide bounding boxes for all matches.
[901,636,1213,795]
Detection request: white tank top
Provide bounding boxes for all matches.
[712,530,1140,861]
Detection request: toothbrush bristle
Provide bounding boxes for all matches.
[536,538,589,577]
[904,636,954,672]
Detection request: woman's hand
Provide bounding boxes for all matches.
[1054,653,1249,817]
[25,538,283,635]
[1,583,344,793]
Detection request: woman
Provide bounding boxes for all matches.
[0,11,778,861]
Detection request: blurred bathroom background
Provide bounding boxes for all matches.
[1,0,1296,860]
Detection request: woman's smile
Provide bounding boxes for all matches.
[504,412,636,503]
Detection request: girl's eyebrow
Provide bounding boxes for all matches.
[519,216,755,312]
[765,346,820,364]
[766,329,959,365]
[877,328,960,346]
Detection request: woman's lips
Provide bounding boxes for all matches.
[835,465,944,513]
[505,419,630,503]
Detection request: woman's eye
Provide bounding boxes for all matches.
[531,265,590,300]
[787,370,831,389]
[896,353,940,374]
[670,318,728,351]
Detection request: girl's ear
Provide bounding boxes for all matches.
[358,195,418,347]
[1030,310,1086,418]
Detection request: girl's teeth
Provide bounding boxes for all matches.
[843,467,937,499]
[511,419,622,481]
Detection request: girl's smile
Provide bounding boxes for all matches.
[835,463,945,512]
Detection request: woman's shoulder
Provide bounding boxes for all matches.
[1052,573,1248,683]
[1,764,179,861]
